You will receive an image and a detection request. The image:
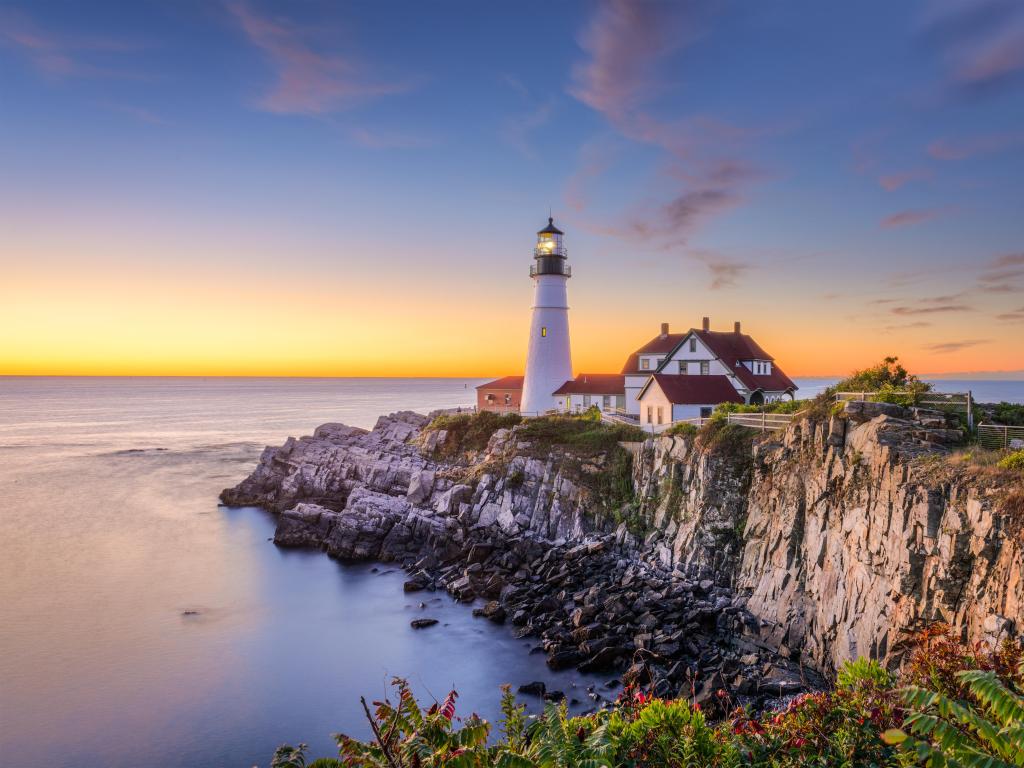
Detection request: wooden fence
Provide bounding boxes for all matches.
[977,424,1024,451]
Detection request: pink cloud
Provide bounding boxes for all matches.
[878,168,931,191]
[954,26,1024,90]
[0,9,143,78]
[928,133,1024,160]
[226,1,409,115]
[880,208,944,229]
[566,0,760,257]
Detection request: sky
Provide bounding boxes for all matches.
[1,0,1023,378]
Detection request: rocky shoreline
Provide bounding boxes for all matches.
[220,403,1023,714]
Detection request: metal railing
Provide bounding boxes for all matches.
[529,262,571,278]
[977,424,1024,451]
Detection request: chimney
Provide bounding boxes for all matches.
[660,322,669,337]
[734,321,741,334]
[701,316,710,331]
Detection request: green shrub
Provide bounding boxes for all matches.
[665,421,698,438]
[836,657,895,692]
[992,401,1024,427]
[997,449,1024,471]
[517,414,644,453]
[425,411,522,458]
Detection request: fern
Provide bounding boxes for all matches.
[884,668,1024,767]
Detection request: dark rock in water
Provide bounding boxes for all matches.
[546,649,583,670]
[410,618,438,629]
[404,577,428,592]
[518,681,546,696]
[182,610,200,616]
[543,690,565,702]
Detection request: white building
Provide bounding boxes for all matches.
[520,218,573,415]
[635,374,743,426]
[552,374,626,414]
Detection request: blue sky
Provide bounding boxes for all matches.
[1,0,1023,376]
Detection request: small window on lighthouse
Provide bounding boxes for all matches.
[541,326,547,337]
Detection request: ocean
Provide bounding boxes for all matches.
[1,376,1021,768]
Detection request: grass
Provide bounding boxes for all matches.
[997,449,1024,471]
[516,411,646,454]
[424,410,522,458]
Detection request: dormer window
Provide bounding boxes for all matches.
[641,358,650,370]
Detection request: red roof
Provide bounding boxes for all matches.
[620,332,687,373]
[641,374,744,405]
[688,330,797,393]
[476,375,523,390]
[552,373,625,395]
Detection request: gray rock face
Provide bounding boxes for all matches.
[630,404,1023,675]
[222,403,1023,688]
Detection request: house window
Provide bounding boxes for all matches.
[700,406,713,418]
[640,358,650,370]
[678,361,687,374]
[486,394,494,401]
[646,405,653,423]
[603,395,611,409]
[700,361,709,376]
[582,395,591,407]
[689,338,697,352]
[541,327,547,337]
[656,406,664,424]
[504,394,512,405]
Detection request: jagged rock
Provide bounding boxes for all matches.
[410,618,438,629]
[518,681,545,696]
[224,404,1022,697]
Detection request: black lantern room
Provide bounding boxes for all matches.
[530,217,571,278]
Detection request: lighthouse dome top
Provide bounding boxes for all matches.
[537,217,563,236]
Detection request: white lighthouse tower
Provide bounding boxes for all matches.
[520,217,573,415]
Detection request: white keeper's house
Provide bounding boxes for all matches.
[475,218,797,425]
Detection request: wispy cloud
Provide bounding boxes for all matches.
[976,252,1024,293]
[918,0,1024,96]
[566,0,761,262]
[880,208,945,229]
[891,303,973,316]
[0,8,144,79]
[687,249,750,290]
[995,306,1024,321]
[226,1,409,115]
[878,168,931,191]
[924,339,990,353]
[927,132,1024,160]
[884,321,934,332]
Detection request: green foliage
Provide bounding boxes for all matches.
[713,399,808,416]
[517,414,645,453]
[427,411,522,458]
[833,356,930,396]
[696,419,756,466]
[991,402,1024,427]
[664,421,699,437]
[884,669,1024,767]
[837,658,896,693]
[997,449,1024,471]
[271,629,1024,768]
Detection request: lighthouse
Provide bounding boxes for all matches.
[520,217,573,415]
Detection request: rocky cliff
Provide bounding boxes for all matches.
[631,401,1024,675]
[221,403,1023,701]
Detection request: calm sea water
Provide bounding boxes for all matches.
[0,377,611,768]
[2,376,1021,768]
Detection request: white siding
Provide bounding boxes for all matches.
[637,384,672,427]
[561,393,624,414]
